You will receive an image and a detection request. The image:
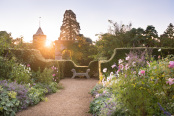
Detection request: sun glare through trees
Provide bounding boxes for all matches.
[45,40,52,47]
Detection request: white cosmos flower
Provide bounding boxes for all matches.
[118,59,123,64]
[126,56,130,60]
[158,49,161,52]
[103,68,107,73]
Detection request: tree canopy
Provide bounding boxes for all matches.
[59,10,80,40]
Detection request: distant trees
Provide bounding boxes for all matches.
[95,20,132,59]
[66,35,97,65]
[59,10,80,40]
[144,25,159,47]
[58,10,97,65]
[160,23,174,47]
[95,21,174,60]
[0,31,12,49]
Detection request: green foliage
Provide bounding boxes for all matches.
[10,63,31,84]
[27,85,48,105]
[0,89,20,116]
[89,96,106,116]
[32,68,54,84]
[88,60,99,78]
[160,23,174,47]
[93,51,174,116]
[112,55,174,115]
[89,84,126,116]
[95,21,174,60]
[0,31,12,52]
[68,35,98,66]
[0,56,31,83]
[100,47,174,77]
[2,49,99,78]
[0,80,59,115]
[59,10,80,40]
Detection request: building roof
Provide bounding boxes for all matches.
[34,27,44,35]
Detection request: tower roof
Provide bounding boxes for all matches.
[35,27,44,35]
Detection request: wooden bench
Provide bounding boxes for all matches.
[71,69,90,79]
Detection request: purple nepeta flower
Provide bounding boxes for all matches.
[158,103,171,116]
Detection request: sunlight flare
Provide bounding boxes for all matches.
[45,40,52,47]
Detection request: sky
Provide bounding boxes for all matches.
[0,0,174,42]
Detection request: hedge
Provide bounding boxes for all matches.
[99,47,174,76]
[3,49,99,78]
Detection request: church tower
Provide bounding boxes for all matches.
[33,27,46,49]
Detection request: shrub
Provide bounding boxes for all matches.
[91,50,174,116]
[3,49,99,78]
[100,47,174,77]
[0,80,30,116]
[0,80,59,115]
[0,85,20,116]
[10,63,31,84]
[27,85,48,105]
[111,53,174,115]
[32,68,54,84]
[0,56,31,84]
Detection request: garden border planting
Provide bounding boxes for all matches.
[99,47,174,76]
[3,49,99,79]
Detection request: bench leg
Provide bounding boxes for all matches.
[71,74,76,79]
[86,74,90,79]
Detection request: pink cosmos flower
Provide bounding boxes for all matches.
[125,64,129,70]
[52,74,56,77]
[138,70,145,76]
[166,78,174,85]
[158,55,161,59]
[111,64,117,68]
[27,64,30,67]
[51,66,55,70]
[103,90,107,94]
[141,70,145,74]
[169,61,174,68]
[119,64,124,70]
[147,61,150,67]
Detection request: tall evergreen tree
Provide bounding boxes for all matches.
[164,23,174,39]
[160,23,174,47]
[144,25,159,47]
[59,10,80,40]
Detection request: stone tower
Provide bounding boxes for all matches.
[33,27,46,49]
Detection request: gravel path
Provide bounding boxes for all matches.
[16,78,98,116]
